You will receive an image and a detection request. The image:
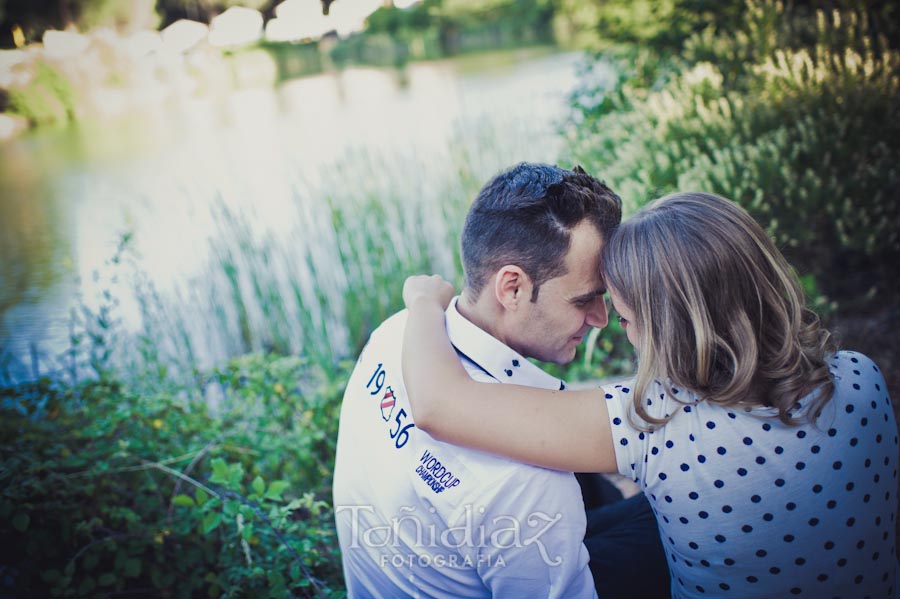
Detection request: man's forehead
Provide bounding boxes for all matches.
[539,220,605,298]
[563,223,604,264]
[545,268,606,299]
[568,285,607,303]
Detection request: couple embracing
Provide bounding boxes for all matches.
[333,163,896,599]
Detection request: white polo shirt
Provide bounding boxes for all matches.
[333,298,596,599]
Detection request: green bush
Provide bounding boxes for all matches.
[6,61,76,127]
[1,354,348,598]
[564,0,900,307]
[260,41,324,82]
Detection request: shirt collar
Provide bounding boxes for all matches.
[445,297,567,391]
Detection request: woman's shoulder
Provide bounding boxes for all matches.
[828,350,887,391]
[815,350,892,433]
[829,349,881,371]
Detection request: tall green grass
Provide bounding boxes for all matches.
[92,115,585,392]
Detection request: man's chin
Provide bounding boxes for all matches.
[547,348,578,366]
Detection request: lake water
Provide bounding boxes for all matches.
[0,48,602,382]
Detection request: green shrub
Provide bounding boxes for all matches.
[6,61,76,127]
[1,354,348,598]
[564,0,900,307]
[261,40,325,81]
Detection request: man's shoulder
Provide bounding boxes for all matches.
[371,309,409,339]
[354,310,409,361]
[365,309,482,378]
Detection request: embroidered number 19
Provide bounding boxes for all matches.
[366,363,385,396]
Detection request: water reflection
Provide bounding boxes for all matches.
[0,49,591,381]
[0,137,77,345]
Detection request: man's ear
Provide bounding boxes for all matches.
[493,265,532,311]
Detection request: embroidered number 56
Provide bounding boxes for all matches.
[390,408,415,449]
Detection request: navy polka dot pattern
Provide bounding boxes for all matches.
[605,351,897,599]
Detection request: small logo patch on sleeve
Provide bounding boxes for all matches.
[415,449,462,494]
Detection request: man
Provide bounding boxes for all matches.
[333,163,664,598]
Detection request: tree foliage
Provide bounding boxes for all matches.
[564,0,900,308]
[155,0,280,29]
[0,0,283,46]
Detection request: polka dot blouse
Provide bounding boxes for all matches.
[605,351,897,598]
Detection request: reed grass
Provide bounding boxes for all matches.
[105,116,568,388]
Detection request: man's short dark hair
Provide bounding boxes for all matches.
[461,162,622,301]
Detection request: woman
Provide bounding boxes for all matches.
[401,192,897,598]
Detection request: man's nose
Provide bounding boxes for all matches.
[585,296,609,329]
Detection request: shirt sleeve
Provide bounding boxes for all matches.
[602,381,652,484]
[448,467,597,599]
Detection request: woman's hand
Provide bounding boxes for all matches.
[403,274,455,311]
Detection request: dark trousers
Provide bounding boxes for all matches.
[576,473,671,599]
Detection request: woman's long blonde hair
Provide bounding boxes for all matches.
[602,192,836,427]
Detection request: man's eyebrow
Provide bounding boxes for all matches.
[570,288,606,303]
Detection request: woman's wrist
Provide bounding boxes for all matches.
[403,274,455,311]
[407,294,448,313]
